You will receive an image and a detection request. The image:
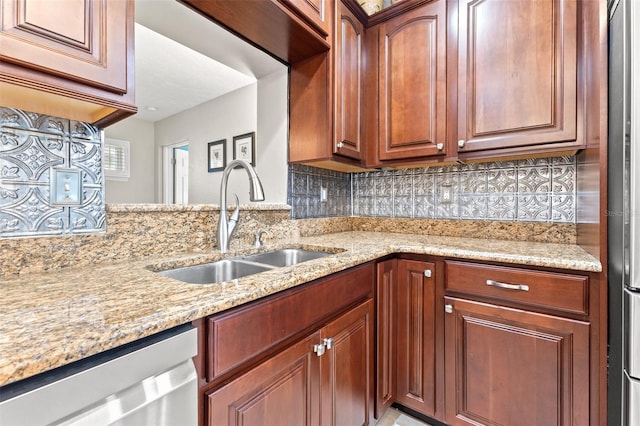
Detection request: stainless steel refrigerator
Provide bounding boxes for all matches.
[608,0,640,424]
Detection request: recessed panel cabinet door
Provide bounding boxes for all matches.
[320,299,374,426]
[375,260,396,418]
[378,0,447,160]
[0,0,130,94]
[444,297,590,426]
[456,0,578,152]
[396,260,436,417]
[207,333,321,426]
[284,0,329,37]
[334,1,364,160]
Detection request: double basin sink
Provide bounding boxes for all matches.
[157,248,332,284]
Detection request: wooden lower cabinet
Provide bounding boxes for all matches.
[376,258,437,419]
[206,332,321,426]
[320,299,374,426]
[206,299,374,426]
[375,259,397,417]
[395,260,437,417]
[444,296,590,426]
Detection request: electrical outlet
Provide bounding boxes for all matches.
[439,184,453,204]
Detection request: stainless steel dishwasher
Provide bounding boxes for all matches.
[0,324,198,426]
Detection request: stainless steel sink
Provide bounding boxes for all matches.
[157,259,274,284]
[241,248,332,267]
[156,248,334,284]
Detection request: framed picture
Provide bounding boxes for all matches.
[207,139,226,172]
[233,132,255,166]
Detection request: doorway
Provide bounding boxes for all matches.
[162,141,189,204]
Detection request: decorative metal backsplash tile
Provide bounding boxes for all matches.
[290,156,577,223]
[288,165,351,219]
[0,108,105,238]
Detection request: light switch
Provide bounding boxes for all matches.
[439,184,453,204]
[51,168,82,206]
[320,186,328,203]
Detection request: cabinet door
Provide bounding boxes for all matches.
[284,0,330,37]
[456,0,578,153]
[444,297,589,426]
[378,0,447,160]
[334,1,364,160]
[375,260,396,417]
[0,0,130,94]
[320,299,374,426]
[207,332,321,426]
[396,260,436,417]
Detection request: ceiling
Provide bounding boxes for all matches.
[133,0,285,122]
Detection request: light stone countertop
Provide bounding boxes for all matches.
[0,231,601,387]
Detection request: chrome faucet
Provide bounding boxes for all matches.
[217,159,265,253]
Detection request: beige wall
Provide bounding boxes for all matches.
[104,117,156,204]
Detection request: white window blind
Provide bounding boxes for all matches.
[103,138,130,180]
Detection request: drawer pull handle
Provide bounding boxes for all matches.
[486,279,529,292]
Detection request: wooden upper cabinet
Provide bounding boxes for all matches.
[456,0,578,154]
[284,0,330,37]
[0,0,135,126]
[378,0,447,161]
[334,2,365,160]
[0,0,129,93]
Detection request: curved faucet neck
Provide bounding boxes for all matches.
[217,160,265,253]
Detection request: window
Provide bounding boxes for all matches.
[103,138,130,180]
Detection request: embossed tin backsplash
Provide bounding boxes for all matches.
[0,108,105,238]
[289,155,576,222]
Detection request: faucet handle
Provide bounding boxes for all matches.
[254,230,268,248]
[228,194,240,237]
[229,193,240,222]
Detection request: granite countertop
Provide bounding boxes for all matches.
[0,231,601,387]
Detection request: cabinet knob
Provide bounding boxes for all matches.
[313,343,326,356]
[424,269,432,278]
[444,304,453,314]
[337,142,344,149]
[436,143,444,151]
[323,337,334,350]
[457,139,465,148]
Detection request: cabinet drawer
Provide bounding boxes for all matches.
[206,263,373,381]
[445,261,588,316]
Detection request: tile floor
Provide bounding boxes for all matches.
[376,408,431,426]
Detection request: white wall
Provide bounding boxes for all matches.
[104,117,156,203]
[256,67,289,204]
[103,69,289,206]
[154,83,258,204]
[153,71,289,205]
